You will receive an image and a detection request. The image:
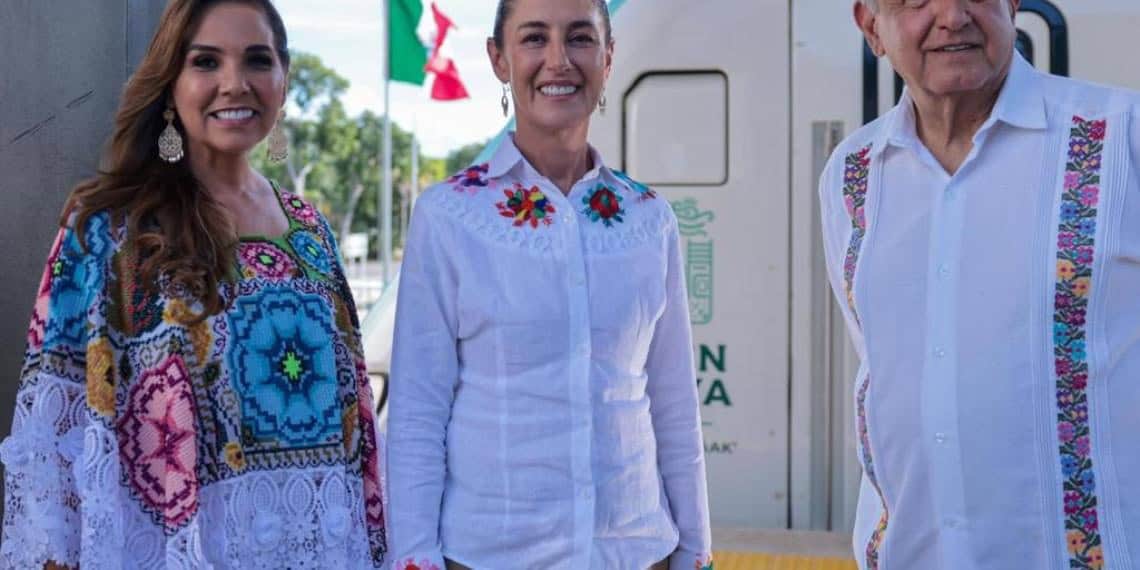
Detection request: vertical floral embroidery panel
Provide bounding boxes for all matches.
[1054,116,1107,570]
[842,145,887,570]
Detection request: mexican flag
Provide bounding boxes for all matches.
[388,0,469,100]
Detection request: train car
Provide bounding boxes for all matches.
[365,0,1140,536]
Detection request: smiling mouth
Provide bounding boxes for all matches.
[539,85,579,97]
[210,108,257,120]
[933,43,981,53]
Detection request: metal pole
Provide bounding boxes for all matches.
[408,134,418,244]
[380,0,393,285]
[382,80,393,286]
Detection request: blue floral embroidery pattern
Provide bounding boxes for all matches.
[612,169,657,200]
[841,145,887,570]
[46,213,112,351]
[288,230,333,275]
[448,163,490,191]
[226,288,342,447]
[1054,116,1107,570]
[582,184,626,227]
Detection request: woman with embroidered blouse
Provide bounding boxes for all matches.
[386,0,713,569]
[0,1,386,568]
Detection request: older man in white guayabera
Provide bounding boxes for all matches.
[817,1,1140,569]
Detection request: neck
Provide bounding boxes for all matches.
[908,71,1009,175]
[187,147,262,198]
[909,86,1000,151]
[512,121,593,195]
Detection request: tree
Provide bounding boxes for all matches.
[445,140,488,175]
[251,51,450,257]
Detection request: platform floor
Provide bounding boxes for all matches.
[712,529,856,570]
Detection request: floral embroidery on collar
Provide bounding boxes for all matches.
[448,163,490,191]
[497,183,556,228]
[612,169,657,201]
[582,184,625,227]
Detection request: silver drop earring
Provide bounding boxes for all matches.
[501,83,510,118]
[158,105,184,163]
[598,88,608,114]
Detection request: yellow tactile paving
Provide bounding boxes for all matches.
[712,551,857,570]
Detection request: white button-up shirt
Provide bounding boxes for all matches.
[388,136,713,570]
[819,54,1140,570]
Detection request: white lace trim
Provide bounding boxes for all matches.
[2,373,386,569]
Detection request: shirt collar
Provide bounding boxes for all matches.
[486,132,610,188]
[871,52,1048,157]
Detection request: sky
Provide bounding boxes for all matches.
[274,0,508,158]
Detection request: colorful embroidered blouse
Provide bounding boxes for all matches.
[387,136,713,570]
[819,53,1140,570]
[0,189,387,569]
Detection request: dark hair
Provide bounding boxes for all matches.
[64,0,290,321]
[492,0,612,48]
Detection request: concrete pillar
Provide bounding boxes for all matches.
[0,0,166,505]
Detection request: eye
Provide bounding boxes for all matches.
[570,34,596,45]
[522,33,545,45]
[191,55,218,70]
[247,53,274,69]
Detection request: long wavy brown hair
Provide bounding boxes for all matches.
[63,0,290,319]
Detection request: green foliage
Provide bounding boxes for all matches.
[445,141,488,175]
[251,50,437,255]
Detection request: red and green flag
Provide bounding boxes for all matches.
[388,0,469,100]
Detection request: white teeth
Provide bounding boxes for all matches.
[540,85,578,96]
[214,108,255,120]
[940,45,973,52]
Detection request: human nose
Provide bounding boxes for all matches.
[219,62,251,96]
[543,40,572,72]
[931,0,972,31]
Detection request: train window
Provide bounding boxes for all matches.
[622,71,728,186]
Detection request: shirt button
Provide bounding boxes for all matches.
[562,214,573,223]
[934,347,946,358]
[937,264,950,278]
[934,432,947,444]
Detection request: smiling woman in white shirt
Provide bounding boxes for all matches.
[385,0,714,569]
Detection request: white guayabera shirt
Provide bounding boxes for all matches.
[387,135,714,570]
[819,54,1140,570]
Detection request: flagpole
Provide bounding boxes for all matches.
[381,0,393,286]
[409,133,418,239]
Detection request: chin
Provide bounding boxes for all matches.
[531,110,592,132]
[924,71,996,97]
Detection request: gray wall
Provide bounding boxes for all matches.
[0,0,166,503]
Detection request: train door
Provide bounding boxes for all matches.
[590,0,794,529]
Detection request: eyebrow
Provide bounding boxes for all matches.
[187,44,274,54]
[516,20,597,33]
